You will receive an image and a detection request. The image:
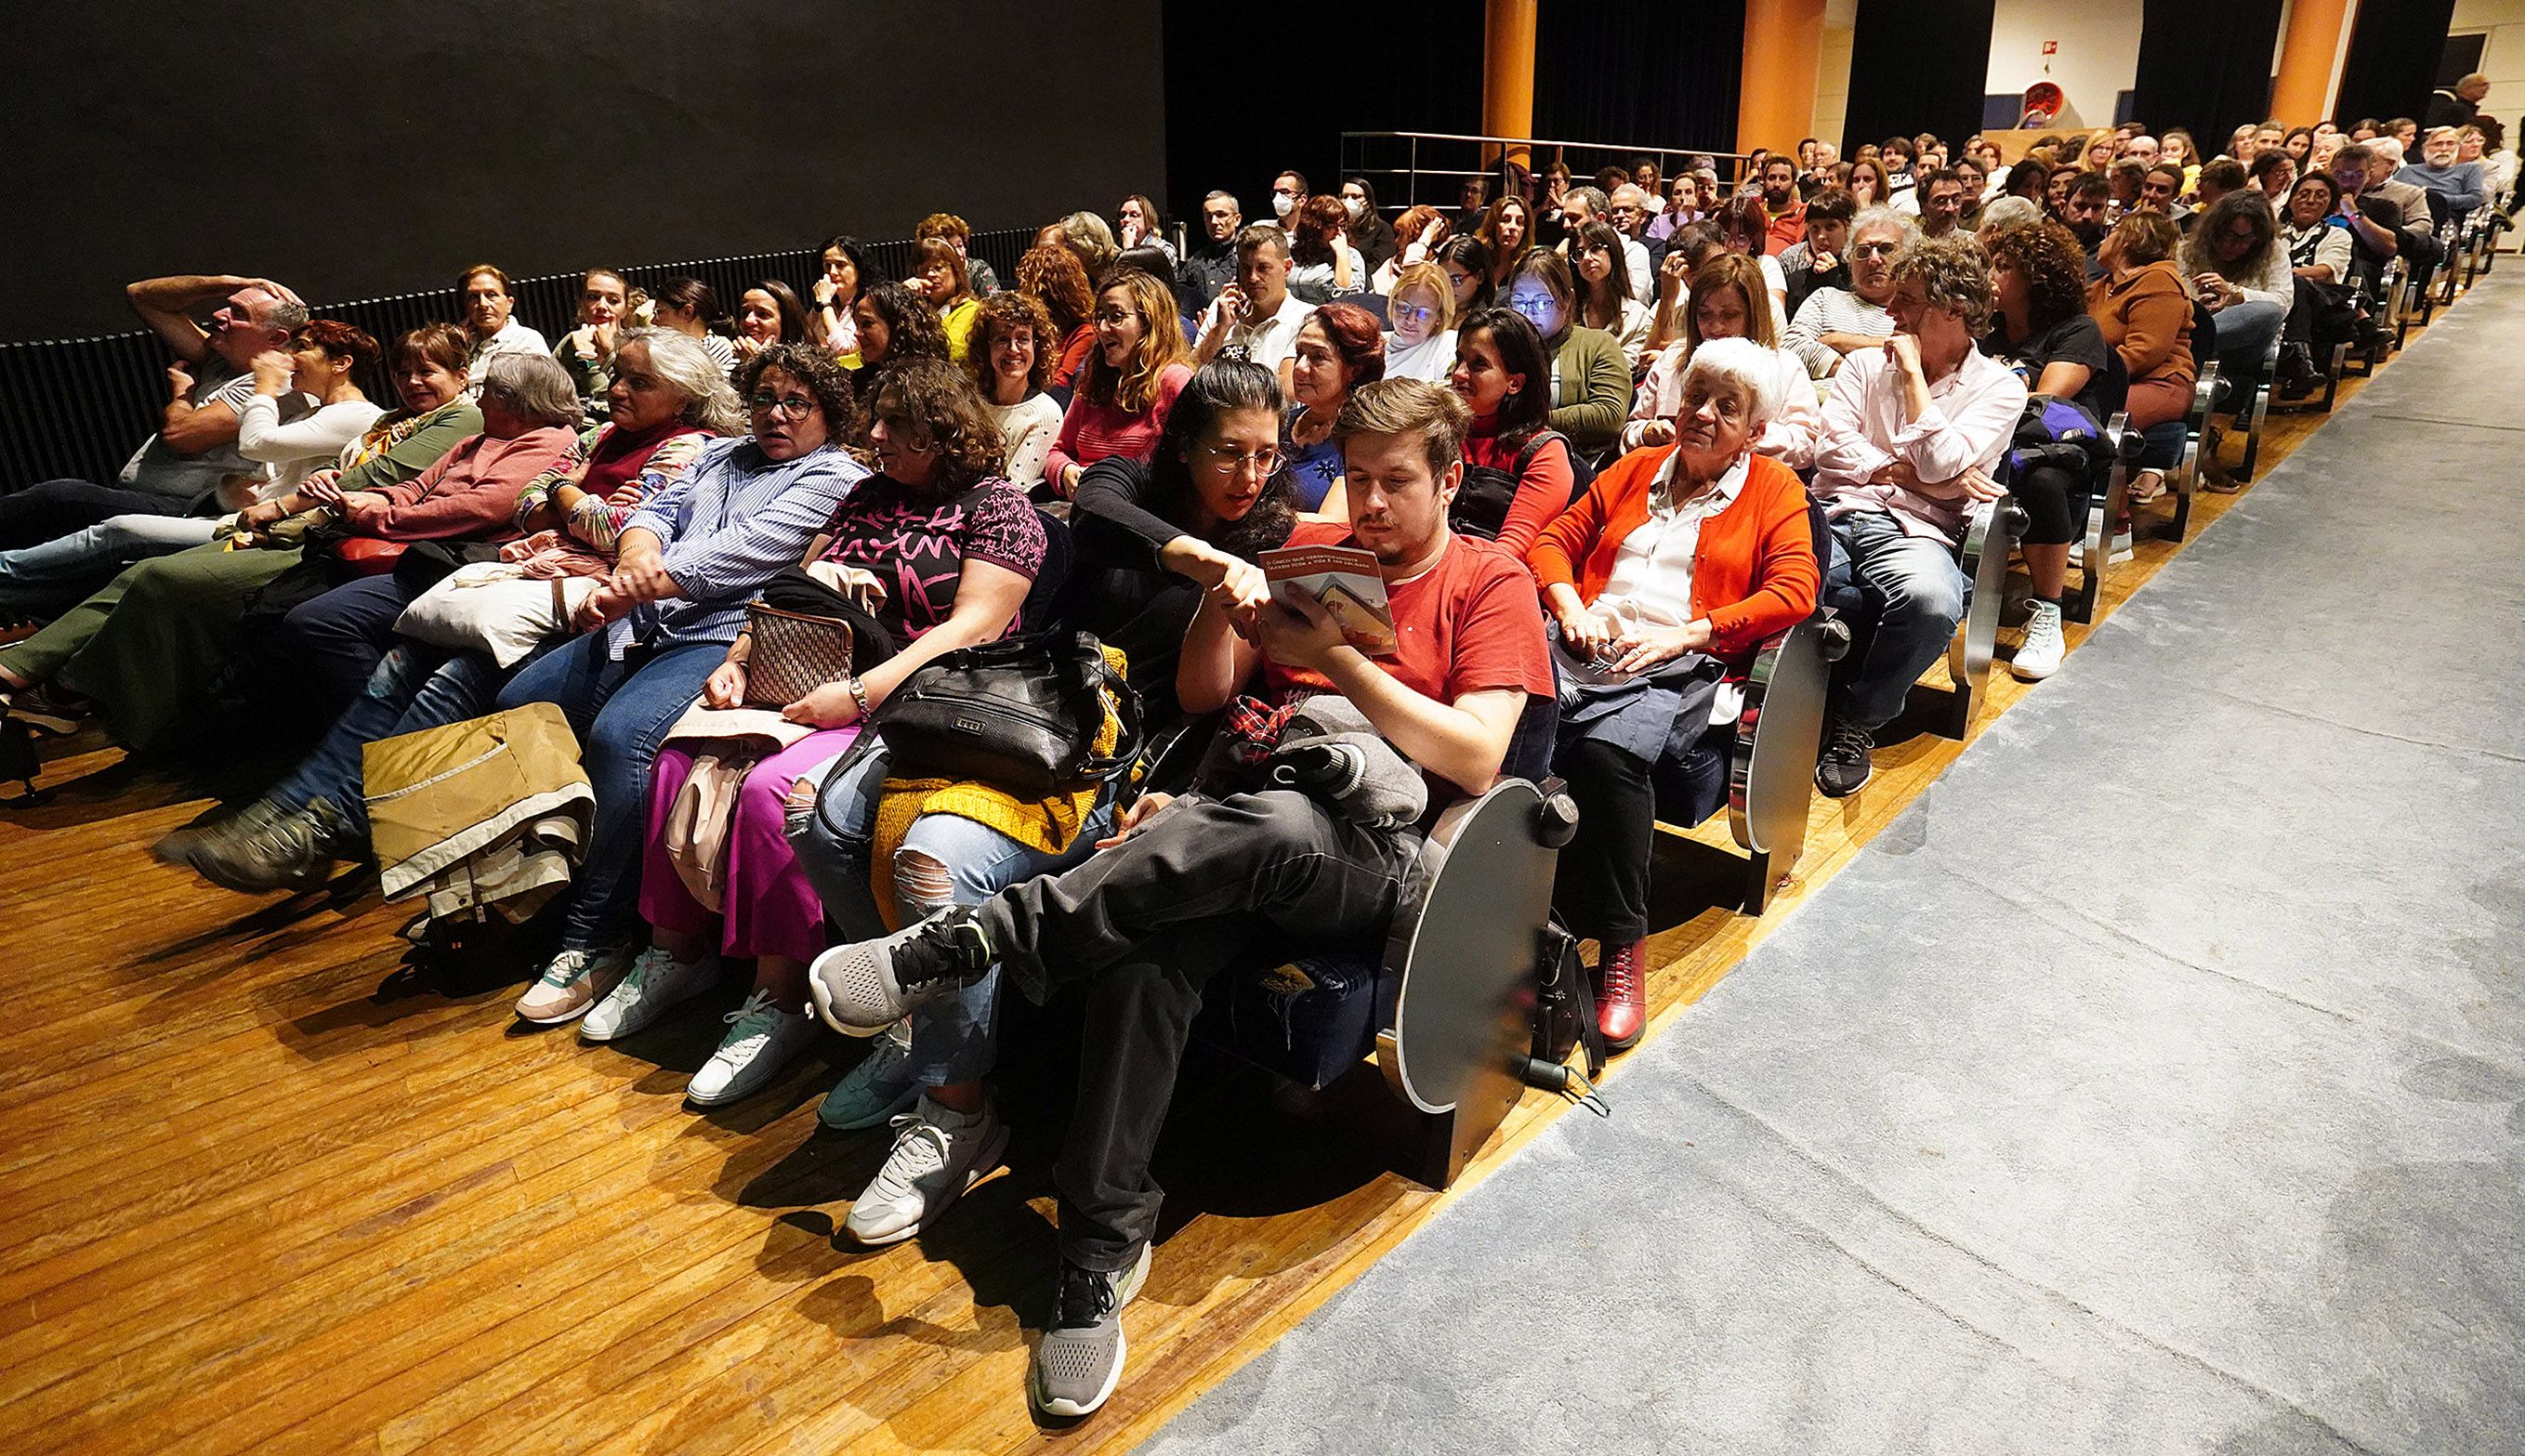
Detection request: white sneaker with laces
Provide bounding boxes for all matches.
[843,1095,1010,1246]
[513,946,633,1025]
[581,946,721,1043]
[2012,600,2066,681]
[686,990,824,1107]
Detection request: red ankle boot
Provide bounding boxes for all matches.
[1596,938,1648,1050]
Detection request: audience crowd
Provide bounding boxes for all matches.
[0,94,2510,1421]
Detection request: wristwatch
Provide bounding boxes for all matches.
[843,673,872,718]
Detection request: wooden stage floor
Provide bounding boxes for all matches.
[0,301,2444,1453]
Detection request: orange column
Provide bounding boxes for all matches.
[1738,0,1826,158]
[2271,0,2354,127]
[1484,0,1538,170]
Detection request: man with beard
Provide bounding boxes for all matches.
[1760,155,1807,254]
[1916,168,1968,239]
[2059,172,2114,261]
[1784,206,1914,378]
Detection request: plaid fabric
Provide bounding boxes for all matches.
[1220,691,1314,773]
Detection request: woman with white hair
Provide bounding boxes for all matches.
[1527,335,1821,1051]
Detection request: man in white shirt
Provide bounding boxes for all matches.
[1604,184,1661,297]
[1194,225,1312,376]
[1808,233,2028,796]
[1783,207,1914,378]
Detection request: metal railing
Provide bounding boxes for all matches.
[1338,131,1756,219]
[0,228,1043,489]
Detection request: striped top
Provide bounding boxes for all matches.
[610,436,868,655]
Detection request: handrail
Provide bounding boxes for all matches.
[1341,129,1752,163]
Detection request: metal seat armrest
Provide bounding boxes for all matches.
[1728,616,1830,859]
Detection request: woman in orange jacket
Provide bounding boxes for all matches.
[1526,336,1820,1049]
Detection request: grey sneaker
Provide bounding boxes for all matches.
[842,1096,1009,1245]
[1030,1243,1153,1418]
[152,797,290,866]
[181,797,356,893]
[807,907,993,1035]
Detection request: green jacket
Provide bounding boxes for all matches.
[1547,324,1630,454]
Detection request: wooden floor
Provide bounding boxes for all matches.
[0,297,2454,1453]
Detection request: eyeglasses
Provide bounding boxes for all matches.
[1198,442,1282,474]
[1507,295,1558,319]
[1848,241,1901,258]
[1390,303,1438,324]
[748,393,816,420]
[1092,308,1139,326]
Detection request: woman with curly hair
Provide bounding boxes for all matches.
[1286,194,1366,302]
[594,353,1056,1121]
[1044,268,1193,497]
[486,342,870,1027]
[1018,243,1097,393]
[967,291,1063,492]
[848,281,951,375]
[1987,221,2116,678]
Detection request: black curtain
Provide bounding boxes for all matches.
[2130,0,2282,149]
[1162,0,1483,229]
[1842,0,1994,155]
[2334,0,2459,127]
[1532,0,1746,153]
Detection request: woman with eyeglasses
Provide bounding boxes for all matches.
[473,344,869,1030]
[1501,251,1630,459]
[1381,262,1460,383]
[1278,302,1385,516]
[1062,358,1296,722]
[1045,269,1195,498]
[2177,190,2290,435]
[602,357,1062,1134]
[1434,234,1496,316]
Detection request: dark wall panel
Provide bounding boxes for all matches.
[2334,0,2459,128]
[2131,0,2282,150]
[0,0,1164,340]
[1843,0,1995,155]
[1533,0,1745,155]
[1162,0,1483,229]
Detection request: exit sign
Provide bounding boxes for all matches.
[2043,40,2058,54]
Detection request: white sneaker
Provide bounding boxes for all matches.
[513,945,633,1025]
[819,1023,922,1131]
[686,990,824,1107]
[581,945,721,1043]
[2011,600,2066,681]
[843,1095,1010,1246]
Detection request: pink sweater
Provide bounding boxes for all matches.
[1046,364,1190,491]
[339,426,578,542]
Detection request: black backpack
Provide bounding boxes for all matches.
[1453,429,1595,543]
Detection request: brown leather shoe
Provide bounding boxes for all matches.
[1597,938,1648,1051]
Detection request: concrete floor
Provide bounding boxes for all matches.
[1138,274,2525,1456]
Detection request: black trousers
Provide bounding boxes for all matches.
[2008,461,2090,548]
[1552,728,1728,945]
[0,479,193,551]
[976,788,1415,1271]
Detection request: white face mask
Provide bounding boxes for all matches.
[1273,192,1296,219]
[1342,197,1365,221]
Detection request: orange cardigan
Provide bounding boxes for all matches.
[2089,260,2196,388]
[1525,446,1820,670]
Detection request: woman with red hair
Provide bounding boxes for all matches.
[1277,302,1386,515]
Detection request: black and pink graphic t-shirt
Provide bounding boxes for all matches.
[815,474,1047,641]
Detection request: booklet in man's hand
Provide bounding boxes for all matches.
[1258,544,1398,656]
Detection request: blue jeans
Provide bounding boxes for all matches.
[1825,508,1966,730]
[276,572,429,720]
[789,741,1116,1089]
[268,643,514,834]
[2212,297,2285,378]
[495,630,727,950]
[0,512,216,584]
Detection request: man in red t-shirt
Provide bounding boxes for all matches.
[807,378,1551,1418]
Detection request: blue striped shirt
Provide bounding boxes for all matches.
[609,436,867,656]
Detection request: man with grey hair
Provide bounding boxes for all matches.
[1809,233,2025,797]
[0,271,310,549]
[1177,190,1243,311]
[1783,206,1914,378]
[2427,72,2490,130]
[1604,182,1661,295]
